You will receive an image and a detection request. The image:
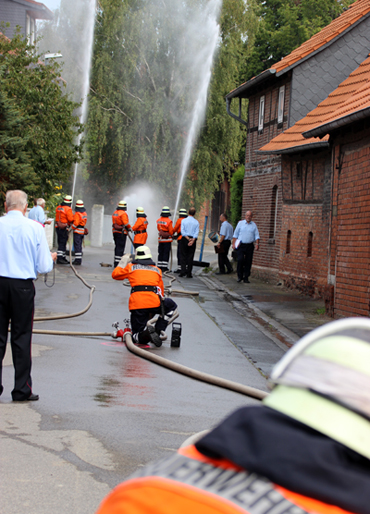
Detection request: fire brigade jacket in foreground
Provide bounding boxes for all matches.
[112,260,164,311]
[72,211,87,234]
[96,406,369,514]
[132,216,148,245]
[55,205,74,228]
[112,210,130,234]
[157,217,174,242]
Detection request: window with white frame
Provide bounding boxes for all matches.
[278,86,285,125]
[26,15,36,46]
[258,96,265,132]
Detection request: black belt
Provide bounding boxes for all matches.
[131,285,158,294]
[134,229,147,235]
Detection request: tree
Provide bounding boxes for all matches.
[0,32,83,203]
[244,0,356,80]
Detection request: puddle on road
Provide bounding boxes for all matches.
[242,294,307,303]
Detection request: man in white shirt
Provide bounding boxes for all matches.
[179,208,200,278]
[28,198,52,226]
[232,210,260,283]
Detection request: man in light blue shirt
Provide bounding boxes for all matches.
[216,213,233,275]
[232,210,260,283]
[180,208,200,278]
[0,190,57,402]
[28,198,52,227]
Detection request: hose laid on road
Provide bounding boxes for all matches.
[124,332,268,401]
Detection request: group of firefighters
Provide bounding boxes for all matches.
[55,195,88,265]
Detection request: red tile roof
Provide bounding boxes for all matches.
[227,0,370,99]
[14,0,53,20]
[258,54,370,154]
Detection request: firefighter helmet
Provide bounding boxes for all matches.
[264,317,370,459]
[64,195,72,204]
[135,245,152,260]
[136,207,145,214]
[179,208,187,217]
[118,200,127,210]
[161,206,171,216]
[75,200,84,208]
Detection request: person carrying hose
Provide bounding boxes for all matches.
[112,200,131,268]
[71,199,87,265]
[156,206,174,271]
[132,207,148,249]
[95,317,370,514]
[112,245,177,347]
[173,208,187,273]
[55,194,74,264]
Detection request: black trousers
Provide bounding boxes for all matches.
[130,298,177,343]
[113,233,127,266]
[176,240,181,270]
[237,243,254,280]
[218,240,232,273]
[56,227,69,258]
[73,233,84,262]
[157,242,171,270]
[180,237,197,276]
[0,277,35,400]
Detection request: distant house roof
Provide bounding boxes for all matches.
[12,0,53,20]
[258,54,370,154]
[227,0,370,100]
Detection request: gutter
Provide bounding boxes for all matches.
[226,68,276,100]
[255,141,329,155]
[303,107,370,138]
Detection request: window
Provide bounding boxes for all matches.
[269,186,278,239]
[286,230,291,254]
[26,15,35,46]
[258,96,265,132]
[278,86,285,125]
[307,232,313,257]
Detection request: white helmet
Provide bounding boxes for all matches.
[135,246,152,260]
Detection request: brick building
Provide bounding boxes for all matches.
[0,0,52,42]
[226,0,370,283]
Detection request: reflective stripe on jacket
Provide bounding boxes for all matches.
[55,205,74,227]
[157,217,174,243]
[112,262,163,310]
[132,217,148,245]
[112,210,130,234]
[72,211,87,234]
[96,444,354,514]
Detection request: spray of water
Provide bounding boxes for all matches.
[174,0,221,215]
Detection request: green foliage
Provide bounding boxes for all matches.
[0,32,83,204]
[244,0,356,80]
[230,165,244,228]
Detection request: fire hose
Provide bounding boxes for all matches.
[29,233,267,401]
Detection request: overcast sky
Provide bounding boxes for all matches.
[42,0,61,10]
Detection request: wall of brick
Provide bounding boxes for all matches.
[330,126,370,318]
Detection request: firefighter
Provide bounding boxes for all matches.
[55,194,74,264]
[173,208,187,273]
[71,200,87,265]
[96,317,370,514]
[112,200,131,267]
[132,207,148,249]
[112,245,177,347]
[156,206,174,271]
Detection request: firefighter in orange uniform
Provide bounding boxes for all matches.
[55,194,74,264]
[112,245,177,347]
[96,317,370,514]
[156,206,174,271]
[71,199,87,266]
[132,207,148,249]
[112,200,131,267]
[173,207,187,273]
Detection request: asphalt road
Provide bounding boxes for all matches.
[0,245,283,514]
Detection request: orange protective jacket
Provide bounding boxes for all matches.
[96,444,355,514]
[72,211,87,235]
[55,205,74,228]
[173,217,187,241]
[132,217,148,245]
[112,210,131,235]
[157,217,174,243]
[112,261,164,311]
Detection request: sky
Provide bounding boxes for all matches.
[42,0,61,10]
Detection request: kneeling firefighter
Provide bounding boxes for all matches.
[112,245,177,347]
[96,317,370,514]
[132,207,148,249]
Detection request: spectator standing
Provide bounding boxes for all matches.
[0,190,56,401]
[179,208,199,278]
[216,213,233,275]
[232,210,259,283]
[28,198,52,226]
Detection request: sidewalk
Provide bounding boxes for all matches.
[192,240,332,347]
